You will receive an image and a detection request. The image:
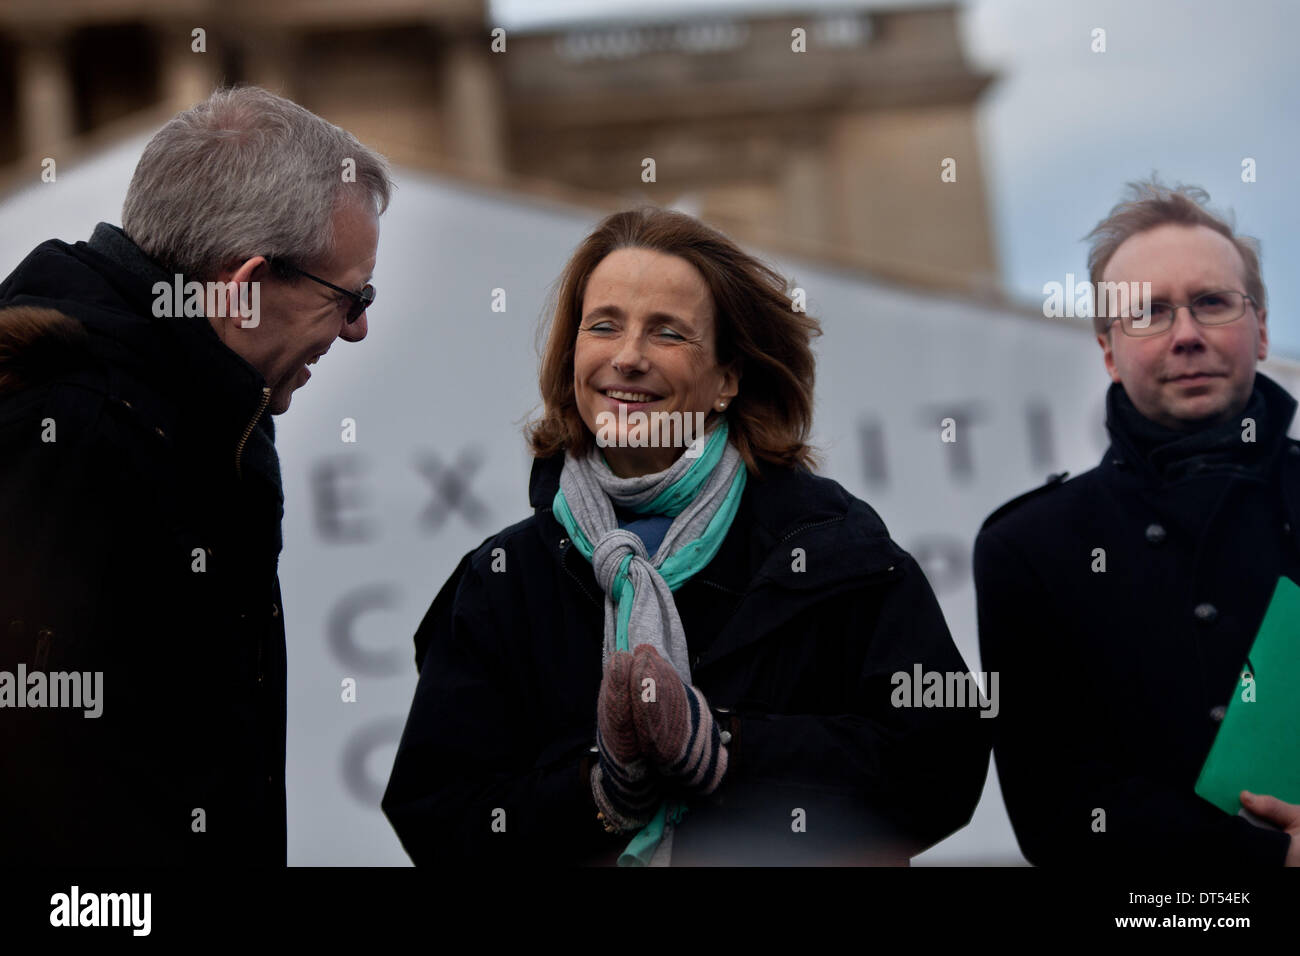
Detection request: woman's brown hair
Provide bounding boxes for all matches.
[526,206,822,475]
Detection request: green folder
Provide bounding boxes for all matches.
[1195,575,1300,815]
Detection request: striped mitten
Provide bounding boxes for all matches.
[629,643,729,796]
[591,650,659,832]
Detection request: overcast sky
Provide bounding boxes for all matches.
[491,0,1300,356]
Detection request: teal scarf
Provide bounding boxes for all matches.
[553,420,746,865]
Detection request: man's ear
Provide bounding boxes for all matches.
[1097,328,1121,383]
[1257,306,1269,361]
[213,256,270,335]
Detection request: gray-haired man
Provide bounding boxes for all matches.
[0,86,393,865]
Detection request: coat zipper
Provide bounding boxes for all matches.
[560,539,603,609]
[235,387,272,479]
[776,516,843,546]
[33,627,53,671]
[540,506,604,609]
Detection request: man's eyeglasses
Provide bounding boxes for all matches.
[1108,290,1257,338]
[270,258,375,324]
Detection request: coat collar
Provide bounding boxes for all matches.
[1102,371,1297,487]
[37,224,275,467]
[1095,373,1300,563]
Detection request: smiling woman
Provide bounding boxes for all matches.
[382,206,991,866]
[571,246,733,477]
[528,207,820,476]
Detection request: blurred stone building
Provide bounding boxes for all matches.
[0,0,998,288]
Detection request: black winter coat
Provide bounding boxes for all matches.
[0,224,287,866]
[383,451,990,865]
[974,374,1298,867]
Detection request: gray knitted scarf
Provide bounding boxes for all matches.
[555,422,746,864]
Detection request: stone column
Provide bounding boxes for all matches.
[15,27,75,161]
[439,32,505,174]
[157,22,221,112]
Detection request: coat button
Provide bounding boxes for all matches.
[1193,602,1218,623]
[1209,704,1227,723]
[1144,523,1166,545]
